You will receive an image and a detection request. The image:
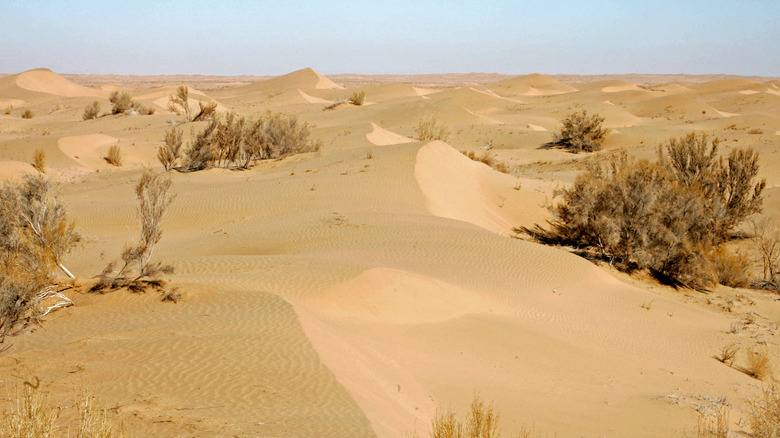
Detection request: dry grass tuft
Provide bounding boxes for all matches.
[82,101,100,120]
[4,105,13,115]
[696,401,730,438]
[21,109,34,119]
[158,127,183,171]
[429,394,499,438]
[1,384,59,437]
[746,348,772,381]
[104,145,122,166]
[33,149,46,173]
[749,383,780,438]
[416,115,450,142]
[349,90,366,106]
[192,100,217,121]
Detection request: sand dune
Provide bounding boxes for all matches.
[1,68,779,437]
[3,68,106,98]
[365,123,414,146]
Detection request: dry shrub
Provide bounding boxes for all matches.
[95,169,175,297]
[168,85,191,121]
[3,105,12,115]
[105,144,122,166]
[21,109,34,119]
[552,110,606,152]
[192,100,217,122]
[108,91,133,114]
[711,249,751,288]
[77,390,120,438]
[33,149,46,173]
[746,348,772,381]
[716,343,739,366]
[751,217,780,290]
[349,90,366,106]
[158,127,183,171]
[82,101,100,120]
[522,133,765,290]
[748,128,764,135]
[749,383,780,438]
[416,114,450,142]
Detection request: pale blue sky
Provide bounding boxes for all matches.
[1,0,777,76]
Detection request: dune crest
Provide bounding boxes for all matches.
[12,68,106,98]
[366,123,414,146]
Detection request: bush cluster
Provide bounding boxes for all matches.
[163,111,315,171]
[524,133,765,290]
[416,114,450,142]
[108,91,154,115]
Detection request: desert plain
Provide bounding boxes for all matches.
[1,67,780,437]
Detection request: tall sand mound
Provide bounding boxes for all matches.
[488,73,577,96]
[415,140,516,235]
[57,134,121,168]
[2,68,106,98]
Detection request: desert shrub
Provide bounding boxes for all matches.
[247,111,311,160]
[0,175,80,341]
[192,100,217,122]
[717,343,739,366]
[184,119,218,171]
[168,85,192,121]
[748,128,764,135]
[33,149,46,173]
[552,110,607,152]
[96,169,175,294]
[522,133,765,290]
[349,90,366,106]
[105,144,122,166]
[82,101,101,120]
[696,400,730,438]
[711,248,751,288]
[749,383,780,438]
[747,349,772,381]
[214,112,248,168]
[416,114,450,142]
[751,217,779,290]
[109,91,134,114]
[21,109,34,119]
[3,105,12,115]
[158,127,183,171]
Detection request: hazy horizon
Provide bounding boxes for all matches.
[2,0,778,77]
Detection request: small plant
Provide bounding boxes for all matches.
[429,394,499,438]
[746,348,772,381]
[21,109,34,119]
[82,101,101,120]
[349,90,366,106]
[192,100,217,121]
[717,343,739,366]
[3,105,12,115]
[366,151,373,160]
[751,217,780,290]
[1,384,58,436]
[748,128,764,135]
[552,110,607,152]
[158,127,183,171]
[168,85,192,121]
[696,400,730,438]
[415,114,450,142]
[33,149,46,173]
[105,144,122,166]
[640,301,653,311]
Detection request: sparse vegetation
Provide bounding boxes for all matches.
[416,114,450,142]
[696,400,730,438]
[751,217,780,291]
[748,128,764,135]
[182,111,314,171]
[4,105,12,115]
[521,133,765,290]
[109,91,153,115]
[105,144,122,166]
[0,175,81,342]
[82,101,101,120]
[21,109,34,119]
[158,127,183,171]
[192,100,217,122]
[552,110,607,152]
[33,149,46,173]
[95,169,175,297]
[349,90,366,106]
[168,85,192,121]
[716,343,739,366]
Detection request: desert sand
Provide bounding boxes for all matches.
[1,67,780,437]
